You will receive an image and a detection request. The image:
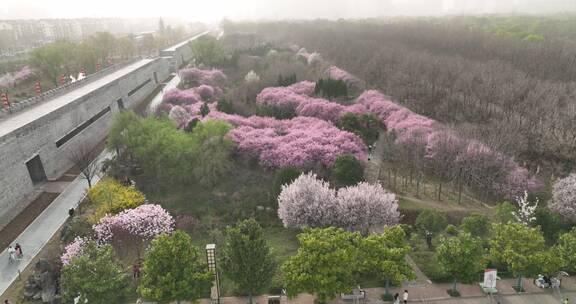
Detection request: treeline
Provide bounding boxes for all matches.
[30,28,186,86]
[227,19,576,177]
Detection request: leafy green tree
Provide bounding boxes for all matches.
[460,214,491,238]
[534,207,570,243]
[89,32,116,62]
[191,119,234,187]
[117,36,137,59]
[331,154,364,187]
[272,167,301,196]
[360,226,414,295]
[110,114,195,189]
[494,201,517,223]
[553,228,576,273]
[221,219,276,303]
[61,242,128,304]
[107,111,140,153]
[139,231,212,304]
[190,36,224,67]
[533,249,565,277]
[339,113,380,145]
[436,232,486,293]
[184,118,200,133]
[74,42,98,73]
[314,78,348,100]
[216,98,234,114]
[415,210,448,234]
[200,102,210,117]
[30,41,76,85]
[282,227,361,303]
[489,222,546,291]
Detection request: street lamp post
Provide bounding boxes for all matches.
[206,244,220,304]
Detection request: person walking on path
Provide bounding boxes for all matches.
[403,290,409,304]
[563,298,569,304]
[132,262,141,279]
[4,299,13,304]
[14,243,22,259]
[7,246,15,264]
[393,293,400,304]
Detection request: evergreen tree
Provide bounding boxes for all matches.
[221,219,276,304]
[200,102,210,117]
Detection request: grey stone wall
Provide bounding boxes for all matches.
[0,58,170,230]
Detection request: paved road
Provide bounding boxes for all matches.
[0,151,111,298]
[428,292,576,304]
[0,59,155,138]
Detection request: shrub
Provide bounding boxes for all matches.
[534,208,570,243]
[88,178,146,222]
[314,78,348,100]
[216,98,234,114]
[415,210,448,234]
[61,217,92,244]
[444,224,458,236]
[494,201,517,223]
[381,293,394,301]
[331,154,364,187]
[460,214,491,238]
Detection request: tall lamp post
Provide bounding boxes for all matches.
[206,244,220,304]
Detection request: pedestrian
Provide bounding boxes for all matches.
[393,293,400,304]
[7,246,15,263]
[133,262,141,279]
[136,298,143,304]
[14,243,22,259]
[68,208,75,217]
[563,298,569,304]
[403,290,408,304]
[4,299,12,304]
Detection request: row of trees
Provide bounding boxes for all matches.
[283,226,413,303]
[277,173,399,233]
[30,32,133,85]
[239,19,576,178]
[61,219,277,304]
[414,205,576,294]
[30,27,186,86]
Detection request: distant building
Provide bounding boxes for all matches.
[0,18,160,56]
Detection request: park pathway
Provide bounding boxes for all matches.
[364,133,445,301]
[364,132,386,183]
[145,73,181,116]
[0,151,111,298]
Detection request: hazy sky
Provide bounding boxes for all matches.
[1,0,574,21]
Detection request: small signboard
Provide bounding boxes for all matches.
[483,269,497,289]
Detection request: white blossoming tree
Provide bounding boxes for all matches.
[512,191,538,226]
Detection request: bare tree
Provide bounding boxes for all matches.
[67,144,101,188]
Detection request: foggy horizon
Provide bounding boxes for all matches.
[1,0,575,22]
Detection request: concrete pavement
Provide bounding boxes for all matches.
[0,151,111,297]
